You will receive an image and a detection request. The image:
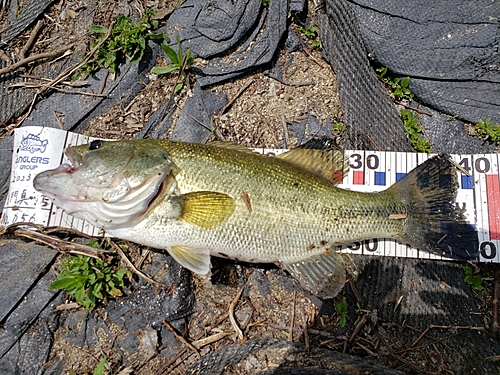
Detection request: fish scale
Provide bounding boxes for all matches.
[34,139,479,298]
[156,141,405,258]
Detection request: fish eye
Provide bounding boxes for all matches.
[89,140,103,150]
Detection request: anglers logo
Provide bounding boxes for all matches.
[20,134,48,153]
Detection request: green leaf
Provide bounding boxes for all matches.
[91,282,103,299]
[401,77,410,89]
[335,299,347,314]
[177,42,183,64]
[108,287,123,297]
[74,10,169,79]
[93,357,106,375]
[161,44,179,64]
[339,315,347,328]
[174,82,184,93]
[88,239,101,248]
[151,66,179,75]
[376,66,387,78]
[148,32,168,42]
[49,277,80,291]
[185,50,195,66]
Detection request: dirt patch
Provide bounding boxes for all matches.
[83,43,340,149]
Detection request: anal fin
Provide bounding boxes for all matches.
[283,250,346,299]
[168,245,211,275]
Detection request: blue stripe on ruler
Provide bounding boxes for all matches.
[396,172,406,182]
[461,175,473,189]
[375,171,386,186]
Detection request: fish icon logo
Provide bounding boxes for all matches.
[20,134,49,154]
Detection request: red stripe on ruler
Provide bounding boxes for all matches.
[353,170,364,185]
[486,174,500,240]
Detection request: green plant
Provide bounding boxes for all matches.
[400,109,432,153]
[74,10,167,79]
[93,356,107,375]
[151,38,195,92]
[475,118,500,144]
[311,40,321,50]
[376,67,413,101]
[49,253,130,310]
[296,25,321,50]
[297,25,317,39]
[262,0,270,6]
[355,302,371,314]
[332,122,344,138]
[335,299,349,328]
[69,356,107,375]
[88,238,111,250]
[463,266,483,291]
[331,109,344,138]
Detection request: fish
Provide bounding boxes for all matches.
[33,138,479,298]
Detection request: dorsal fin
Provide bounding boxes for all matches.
[208,141,256,154]
[278,139,349,185]
[295,136,339,150]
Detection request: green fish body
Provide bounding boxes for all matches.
[33,139,478,298]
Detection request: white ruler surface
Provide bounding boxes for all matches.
[2,127,499,263]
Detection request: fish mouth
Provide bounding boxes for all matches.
[63,146,82,172]
[40,148,81,180]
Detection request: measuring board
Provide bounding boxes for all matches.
[2,127,499,263]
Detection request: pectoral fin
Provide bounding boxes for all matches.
[283,249,346,298]
[177,191,235,229]
[169,245,211,275]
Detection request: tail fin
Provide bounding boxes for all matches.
[389,154,479,260]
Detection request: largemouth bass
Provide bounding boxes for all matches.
[33,139,478,298]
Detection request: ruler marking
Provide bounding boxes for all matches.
[486,174,500,240]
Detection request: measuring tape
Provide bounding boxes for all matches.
[2,127,499,263]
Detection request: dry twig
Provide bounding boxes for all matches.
[348,313,369,345]
[493,268,500,335]
[376,330,430,374]
[229,286,245,341]
[294,30,325,69]
[9,81,109,97]
[20,19,45,59]
[109,240,168,290]
[395,101,433,116]
[156,347,187,375]
[289,290,297,341]
[191,330,233,349]
[0,223,107,258]
[218,78,254,116]
[0,45,75,76]
[303,315,310,352]
[6,22,116,131]
[162,320,200,359]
